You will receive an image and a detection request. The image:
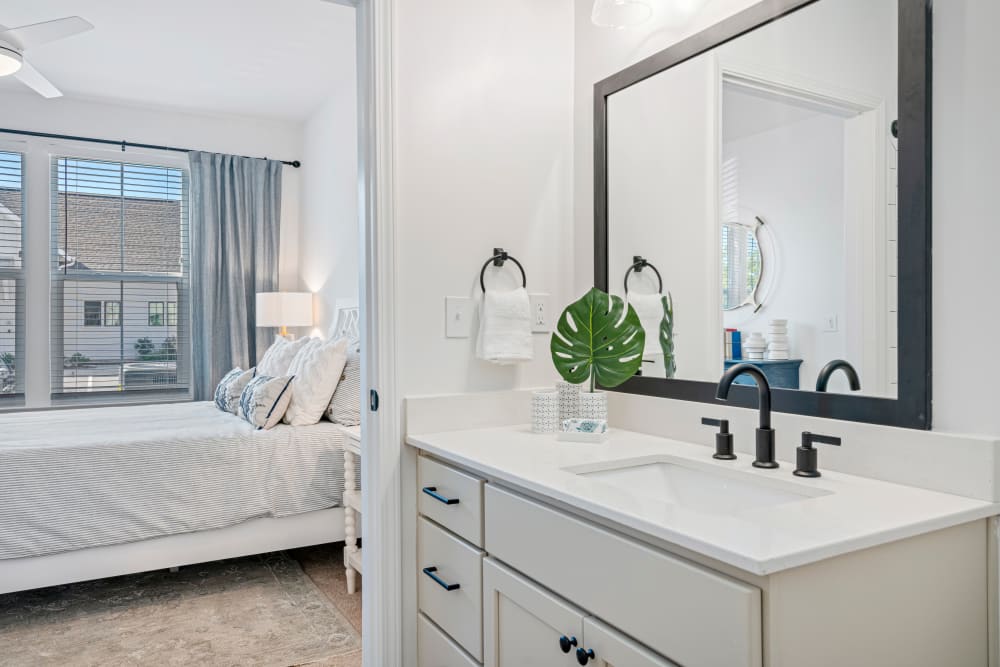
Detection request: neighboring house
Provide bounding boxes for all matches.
[0,185,185,393]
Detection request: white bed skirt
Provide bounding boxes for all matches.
[0,508,346,595]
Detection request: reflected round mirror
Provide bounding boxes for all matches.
[721,218,764,311]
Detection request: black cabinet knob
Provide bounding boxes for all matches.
[576,647,595,665]
[559,635,578,653]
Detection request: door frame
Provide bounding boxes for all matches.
[347,0,402,664]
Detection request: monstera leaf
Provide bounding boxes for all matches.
[550,288,645,391]
[660,293,676,379]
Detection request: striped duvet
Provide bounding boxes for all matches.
[0,401,347,560]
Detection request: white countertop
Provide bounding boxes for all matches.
[407,425,1000,575]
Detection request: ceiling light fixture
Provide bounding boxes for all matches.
[591,0,653,29]
[0,44,23,76]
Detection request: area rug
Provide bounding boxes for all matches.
[0,552,360,666]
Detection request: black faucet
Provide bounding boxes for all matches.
[716,363,778,469]
[815,360,861,392]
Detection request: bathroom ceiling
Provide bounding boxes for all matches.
[0,0,355,121]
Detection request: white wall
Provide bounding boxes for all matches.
[298,26,359,337]
[0,91,304,289]
[606,53,719,381]
[575,0,999,435]
[722,112,847,388]
[393,0,575,397]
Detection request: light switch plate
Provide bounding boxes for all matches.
[445,296,474,338]
[529,293,551,333]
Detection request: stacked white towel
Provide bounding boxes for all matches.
[476,287,534,364]
[628,292,664,355]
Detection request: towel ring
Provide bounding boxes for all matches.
[624,256,663,294]
[480,248,527,292]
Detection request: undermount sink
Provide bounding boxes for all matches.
[566,456,831,514]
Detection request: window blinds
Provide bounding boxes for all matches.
[51,157,190,397]
[0,151,22,398]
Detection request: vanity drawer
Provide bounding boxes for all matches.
[419,455,484,547]
[418,613,481,667]
[419,516,484,661]
[484,485,762,667]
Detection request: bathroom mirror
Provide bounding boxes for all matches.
[595,0,931,428]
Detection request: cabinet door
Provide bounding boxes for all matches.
[582,616,678,667]
[483,558,584,667]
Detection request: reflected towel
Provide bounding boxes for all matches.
[476,287,534,364]
[628,292,664,355]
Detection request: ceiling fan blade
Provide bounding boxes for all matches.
[0,16,93,51]
[14,59,61,98]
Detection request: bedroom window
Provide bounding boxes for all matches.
[0,150,23,399]
[51,156,190,399]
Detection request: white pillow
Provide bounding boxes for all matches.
[286,337,322,377]
[239,375,294,430]
[283,337,350,426]
[258,336,309,376]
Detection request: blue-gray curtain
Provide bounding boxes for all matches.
[189,152,282,400]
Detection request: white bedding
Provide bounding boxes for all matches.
[0,401,348,560]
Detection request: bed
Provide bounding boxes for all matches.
[0,401,352,594]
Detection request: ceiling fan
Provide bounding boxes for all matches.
[0,16,94,98]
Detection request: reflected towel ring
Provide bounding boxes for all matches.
[480,247,527,292]
[624,255,663,294]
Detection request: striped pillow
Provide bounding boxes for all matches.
[216,367,256,414]
[239,375,294,430]
[326,348,361,426]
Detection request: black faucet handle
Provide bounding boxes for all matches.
[801,432,842,448]
[701,417,729,432]
[701,417,735,460]
[795,432,842,478]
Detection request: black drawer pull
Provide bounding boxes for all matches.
[422,486,460,505]
[576,647,595,665]
[422,566,460,591]
[559,635,578,653]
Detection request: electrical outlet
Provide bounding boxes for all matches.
[529,293,551,333]
[823,314,839,333]
[445,296,473,338]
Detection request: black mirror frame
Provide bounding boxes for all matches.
[594,0,932,429]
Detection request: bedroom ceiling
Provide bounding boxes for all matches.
[0,0,354,121]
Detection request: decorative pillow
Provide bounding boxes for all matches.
[257,336,310,376]
[327,348,361,426]
[214,367,255,414]
[239,375,294,430]
[283,337,350,426]
[286,337,322,377]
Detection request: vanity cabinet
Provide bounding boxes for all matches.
[485,485,761,667]
[483,559,677,667]
[414,452,989,667]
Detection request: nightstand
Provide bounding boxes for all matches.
[339,425,362,594]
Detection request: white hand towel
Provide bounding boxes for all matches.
[476,287,534,365]
[628,291,664,355]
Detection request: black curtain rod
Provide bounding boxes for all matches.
[0,127,302,168]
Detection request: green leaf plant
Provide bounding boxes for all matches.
[550,287,645,393]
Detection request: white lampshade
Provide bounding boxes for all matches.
[256,292,313,333]
[591,0,653,28]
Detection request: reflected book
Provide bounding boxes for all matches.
[724,329,742,361]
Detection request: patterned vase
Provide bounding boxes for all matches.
[579,390,608,422]
[531,390,560,433]
[556,381,581,421]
